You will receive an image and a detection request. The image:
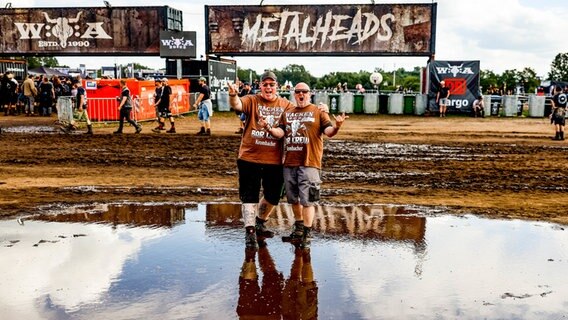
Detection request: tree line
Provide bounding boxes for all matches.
[24,52,568,94]
[238,52,568,94]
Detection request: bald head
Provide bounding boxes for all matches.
[294,82,311,107]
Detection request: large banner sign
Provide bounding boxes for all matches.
[160,31,197,58]
[205,3,436,56]
[428,60,480,114]
[0,6,180,56]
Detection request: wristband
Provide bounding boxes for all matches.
[265,123,272,131]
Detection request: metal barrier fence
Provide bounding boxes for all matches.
[56,96,74,126]
[87,92,195,122]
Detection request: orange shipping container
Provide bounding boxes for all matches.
[84,78,191,122]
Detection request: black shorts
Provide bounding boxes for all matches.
[158,110,172,118]
[553,114,566,126]
[237,159,284,205]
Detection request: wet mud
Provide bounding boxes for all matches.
[0,115,567,225]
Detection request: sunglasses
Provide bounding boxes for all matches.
[262,83,276,87]
[294,89,310,94]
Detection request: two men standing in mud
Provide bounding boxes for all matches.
[228,71,348,250]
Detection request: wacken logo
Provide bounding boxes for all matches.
[161,37,194,50]
[435,63,475,77]
[14,11,112,48]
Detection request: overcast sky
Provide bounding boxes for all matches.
[14,0,568,77]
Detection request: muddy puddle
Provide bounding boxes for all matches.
[1,125,59,134]
[1,202,567,319]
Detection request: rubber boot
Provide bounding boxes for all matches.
[196,127,205,136]
[85,125,93,135]
[561,131,565,141]
[300,226,312,249]
[245,226,258,250]
[255,217,274,238]
[204,128,211,136]
[552,132,560,140]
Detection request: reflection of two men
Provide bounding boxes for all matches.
[237,246,318,320]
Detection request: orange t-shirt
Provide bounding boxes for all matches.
[239,94,294,165]
[279,104,333,169]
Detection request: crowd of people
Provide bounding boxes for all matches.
[0,71,77,117]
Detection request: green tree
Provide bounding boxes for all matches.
[480,70,500,94]
[274,64,315,87]
[26,56,60,69]
[548,52,568,81]
[518,67,539,94]
[499,69,519,94]
[237,68,258,84]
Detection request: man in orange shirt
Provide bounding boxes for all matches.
[228,71,295,249]
[261,82,348,249]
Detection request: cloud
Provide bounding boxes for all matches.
[17,0,568,77]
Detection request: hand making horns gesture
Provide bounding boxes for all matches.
[333,112,349,128]
[228,82,239,96]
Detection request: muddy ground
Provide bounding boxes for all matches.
[0,112,567,225]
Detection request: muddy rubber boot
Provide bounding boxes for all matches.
[561,131,565,141]
[282,220,304,242]
[196,127,205,136]
[135,125,142,134]
[85,125,93,135]
[245,226,258,250]
[204,128,211,136]
[255,217,274,238]
[166,125,176,133]
[300,226,312,249]
[552,132,560,140]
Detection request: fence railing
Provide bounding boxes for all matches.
[86,92,196,122]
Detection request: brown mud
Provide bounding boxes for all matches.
[1,113,567,225]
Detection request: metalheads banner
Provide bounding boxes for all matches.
[428,60,480,114]
[0,7,173,56]
[205,3,436,55]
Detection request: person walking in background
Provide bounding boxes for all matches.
[550,85,567,141]
[152,79,163,131]
[260,82,348,249]
[75,78,93,134]
[114,79,142,135]
[152,78,176,133]
[228,71,295,249]
[436,80,450,117]
[194,77,213,136]
[38,76,55,116]
[22,74,37,117]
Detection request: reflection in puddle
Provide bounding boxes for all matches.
[1,203,567,319]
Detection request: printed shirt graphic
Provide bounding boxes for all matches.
[280,104,333,169]
[239,94,294,165]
